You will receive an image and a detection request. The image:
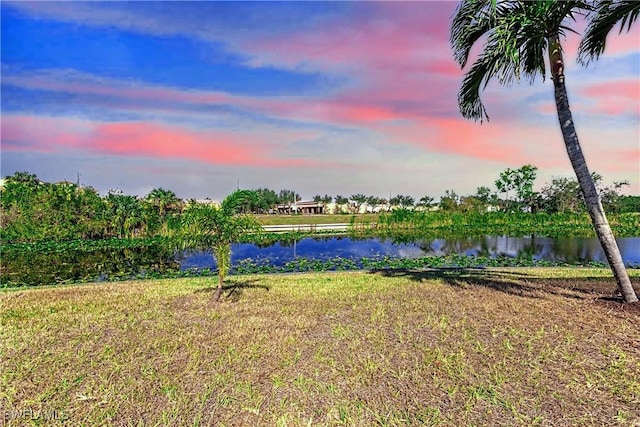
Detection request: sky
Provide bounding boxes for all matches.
[1,1,639,201]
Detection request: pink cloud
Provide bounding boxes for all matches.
[254,98,404,125]
[3,5,467,134]
[5,67,462,138]
[88,122,257,165]
[536,103,558,116]
[314,102,400,123]
[1,115,326,168]
[562,21,640,61]
[369,114,600,171]
[377,117,524,163]
[611,149,640,170]
[242,2,457,78]
[1,115,89,152]
[578,79,640,116]
[600,28,640,57]
[228,3,471,127]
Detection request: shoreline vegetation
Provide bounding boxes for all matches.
[2,212,640,289]
[2,171,639,245]
[2,269,639,425]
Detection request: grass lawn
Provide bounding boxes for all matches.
[2,268,639,426]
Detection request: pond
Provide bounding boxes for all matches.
[3,235,639,287]
[182,235,640,271]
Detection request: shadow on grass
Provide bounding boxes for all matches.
[195,278,269,302]
[368,268,639,303]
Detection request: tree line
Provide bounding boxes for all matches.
[1,168,637,244]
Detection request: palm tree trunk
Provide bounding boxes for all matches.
[213,271,224,302]
[549,36,638,303]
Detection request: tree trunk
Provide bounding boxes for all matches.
[213,271,224,302]
[549,36,638,303]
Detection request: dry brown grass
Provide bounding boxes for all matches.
[1,268,639,426]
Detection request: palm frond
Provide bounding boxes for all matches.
[457,54,494,122]
[221,189,257,214]
[579,0,640,64]
[450,0,500,68]
[451,0,591,121]
[455,1,549,121]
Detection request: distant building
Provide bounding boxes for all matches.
[276,201,324,215]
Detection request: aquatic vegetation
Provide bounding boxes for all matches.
[2,212,638,288]
[363,211,640,238]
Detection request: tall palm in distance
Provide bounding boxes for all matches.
[450,0,638,302]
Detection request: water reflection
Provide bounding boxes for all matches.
[2,244,179,287]
[181,236,640,270]
[4,235,639,287]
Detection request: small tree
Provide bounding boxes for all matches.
[473,186,498,211]
[495,168,516,209]
[335,195,349,205]
[439,190,460,211]
[390,194,415,209]
[418,195,434,208]
[278,189,300,205]
[251,188,279,213]
[495,165,538,212]
[5,171,40,186]
[459,196,486,213]
[591,174,630,213]
[106,192,146,238]
[540,177,583,213]
[181,190,261,302]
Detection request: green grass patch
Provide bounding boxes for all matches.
[1,268,639,425]
[255,214,369,226]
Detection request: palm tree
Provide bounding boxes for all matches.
[450,0,638,302]
[578,0,640,64]
[106,193,144,238]
[181,190,260,302]
[146,187,180,217]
